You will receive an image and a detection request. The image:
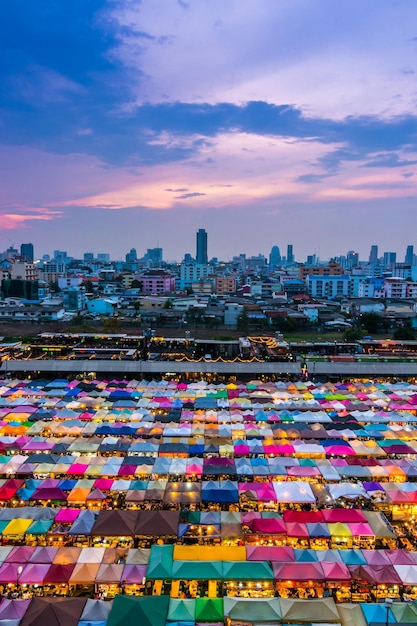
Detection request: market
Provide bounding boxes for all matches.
[1,376,417,623]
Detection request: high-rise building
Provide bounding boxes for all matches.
[269,246,281,268]
[287,244,294,265]
[54,250,68,264]
[346,250,359,268]
[369,245,378,264]
[145,248,163,267]
[383,251,396,267]
[196,229,208,264]
[83,252,94,262]
[125,248,137,263]
[20,243,34,263]
[405,245,414,266]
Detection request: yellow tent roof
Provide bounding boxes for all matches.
[173,545,246,561]
[327,522,352,538]
[2,518,33,536]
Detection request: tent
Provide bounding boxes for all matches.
[107,595,170,626]
[223,597,281,622]
[20,598,87,626]
[336,603,367,626]
[195,598,223,622]
[172,560,222,580]
[279,597,340,623]
[167,598,196,622]
[79,599,112,623]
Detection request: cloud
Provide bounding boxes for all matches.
[165,187,188,192]
[174,192,206,199]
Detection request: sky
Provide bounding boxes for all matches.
[1,0,417,263]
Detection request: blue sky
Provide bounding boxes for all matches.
[1,0,417,261]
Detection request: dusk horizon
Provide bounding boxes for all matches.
[1,0,417,260]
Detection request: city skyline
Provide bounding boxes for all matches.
[1,1,417,259]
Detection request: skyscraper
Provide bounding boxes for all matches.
[287,244,294,265]
[405,245,414,266]
[369,245,378,264]
[269,246,281,268]
[20,243,34,262]
[196,229,208,264]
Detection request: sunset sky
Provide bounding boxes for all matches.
[1,0,417,261]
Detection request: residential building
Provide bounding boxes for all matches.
[9,262,38,282]
[137,270,176,295]
[179,262,210,290]
[307,275,349,299]
[215,276,237,295]
[299,262,343,281]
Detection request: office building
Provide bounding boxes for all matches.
[287,244,294,265]
[405,245,414,266]
[196,229,208,264]
[20,243,34,263]
[269,246,281,268]
[369,245,378,264]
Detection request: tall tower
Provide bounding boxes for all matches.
[369,245,378,264]
[287,244,294,265]
[196,229,208,264]
[405,245,414,266]
[20,243,34,263]
[269,246,281,268]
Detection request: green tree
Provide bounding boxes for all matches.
[393,325,416,340]
[163,299,173,309]
[237,309,249,333]
[131,279,143,290]
[359,312,388,334]
[344,328,364,342]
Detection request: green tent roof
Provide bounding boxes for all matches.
[167,598,196,622]
[222,560,274,581]
[146,544,173,580]
[172,560,223,580]
[195,597,224,622]
[27,519,53,535]
[107,595,170,626]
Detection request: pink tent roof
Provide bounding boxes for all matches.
[0,562,23,583]
[321,561,351,581]
[6,546,36,563]
[246,545,295,562]
[94,479,114,490]
[322,509,367,523]
[273,561,325,581]
[287,466,320,477]
[283,510,324,524]
[68,463,89,475]
[348,522,374,536]
[247,518,286,535]
[285,522,309,538]
[19,563,50,584]
[55,509,81,523]
[352,564,403,585]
